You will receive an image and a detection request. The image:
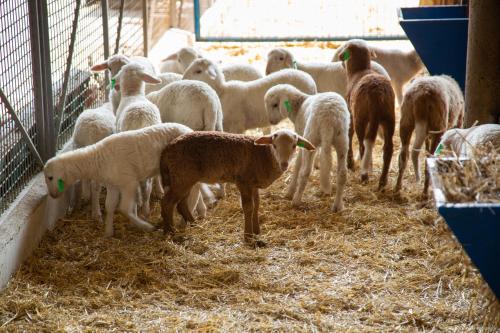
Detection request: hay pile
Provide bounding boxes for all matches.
[1,44,499,331]
[436,144,500,203]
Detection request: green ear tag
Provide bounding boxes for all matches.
[342,49,350,61]
[292,60,298,70]
[297,141,305,148]
[110,78,116,89]
[284,100,292,114]
[434,143,443,156]
[57,178,65,193]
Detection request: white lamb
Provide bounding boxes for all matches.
[146,79,223,131]
[60,102,116,221]
[91,54,157,113]
[183,58,317,134]
[332,40,425,105]
[264,84,350,212]
[439,124,500,157]
[159,47,200,74]
[221,63,263,82]
[144,72,182,94]
[44,123,198,237]
[265,47,389,96]
[113,63,162,217]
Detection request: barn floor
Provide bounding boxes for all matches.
[1,43,499,331]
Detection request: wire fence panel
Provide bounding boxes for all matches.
[195,0,420,42]
[0,0,166,216]
[0,0,40,214]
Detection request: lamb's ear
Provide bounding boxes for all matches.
[370,49,377,59]
[161,52,178,62]
[254,135,273,146]
[297,135,315,150]
[90,61,109,72]
[339,48,351,62]
[140,72,162,84]
[285,52,294,68]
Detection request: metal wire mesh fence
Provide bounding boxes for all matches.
[0,0,167,216]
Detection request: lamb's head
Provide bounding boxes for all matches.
[183,58,224,90]
[44,157,70,198]
[91,54,131,76]
[265,48,294,75]
[162,47,201,72]
[264,84,301,125]
[439,128,465,154]
[254,129,315,171]
[338,39,376,72]
[112,63,161,93]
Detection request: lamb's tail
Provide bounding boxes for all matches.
[415,89,447,134]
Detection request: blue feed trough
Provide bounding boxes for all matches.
[427,158,500,299]
[398,5,468,91]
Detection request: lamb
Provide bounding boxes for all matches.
[113,63,162,217]
[144,72,182,94]
[44,123,197,237]
[183,58,317,133]
[146,79,223,131]
[395,75,464,194]
[340,39,395,190]
[265,47,389,96]
[264,84,350,212]
[90,54,157,112]
[159,47,200,74]
[221,63,263,82]
[333,40,425,105]
[159,129,315,247]
[438,124,500,157]
[62,102,116,221]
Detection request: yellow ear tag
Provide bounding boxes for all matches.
[57,178,65,193]
[284,100,292,114]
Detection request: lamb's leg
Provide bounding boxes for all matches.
[314,147,321,169]
[90,180,102,222]
[292,149,315,206]
[119,184,155,232]
[379,120,394,190]
[412,122,427,182]
[140,179,153,217]
[319,144,332,194]
[394,81,404,108]
[251,188,265,247]
[237,183,257,245]
[152,176,164,199]
[81,179,91,202]
[161,188,177,234]
[104,185,120,237]
[395,117,414,192]
[189,183,206,218]
[285,149,303,199]
[332,137,348,212]
[195,191,207,218]
[200,183,216,206]
[424,134,441,196]
[347,114,355,170]
[177,196,195,223]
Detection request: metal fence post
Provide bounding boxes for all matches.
[28,0,55,161]
[142,0,149,57]
[101,0,111,98]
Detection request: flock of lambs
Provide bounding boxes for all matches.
[43,39,500,247]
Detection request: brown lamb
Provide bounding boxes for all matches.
[395,75,464,195]
[340,40,395,190]
[159,130,315,247]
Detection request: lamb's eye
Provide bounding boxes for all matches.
[48,176,53,181]
[279,57,284,61]
[195,69,202,74]
[272,103,278,108]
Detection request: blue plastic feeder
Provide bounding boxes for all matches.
[427,158,500,299]
[398,6,468,91]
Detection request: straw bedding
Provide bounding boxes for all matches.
[1,43,499,332]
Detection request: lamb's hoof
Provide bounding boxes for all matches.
[104,229,114,238]
[347,159,355,171]
[320,187,332,196]
[292,198,303,208]
[163,225,175,235]
[331,203,344,213]
[93,213,103,223]
[254,240,267,248]
[360,174,369,184]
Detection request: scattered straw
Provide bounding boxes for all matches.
[436,143,500,203]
